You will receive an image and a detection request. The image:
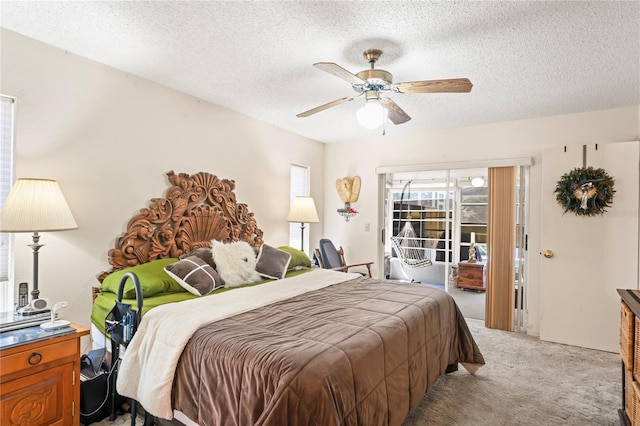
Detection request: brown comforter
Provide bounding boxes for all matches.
[173,277,484,426]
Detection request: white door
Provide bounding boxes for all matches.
[540,141,639,351]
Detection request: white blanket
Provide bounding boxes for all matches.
[116,268,360,419]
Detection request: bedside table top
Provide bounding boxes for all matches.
[0,323,87,350]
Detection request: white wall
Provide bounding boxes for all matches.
[1,29,324,349]
[323,106,639,337]
[3,27,639,346]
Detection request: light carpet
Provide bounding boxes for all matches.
[402,319,620,425]
[90,319,620,426]
[448,286,485,321]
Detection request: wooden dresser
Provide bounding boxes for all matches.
[457,262,486,292]
[617,289,640,425]
[0,323,89,426]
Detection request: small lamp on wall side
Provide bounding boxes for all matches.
[287,196,319,252]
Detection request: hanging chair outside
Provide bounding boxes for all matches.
[391,180,432,269]
[391,222,433,268]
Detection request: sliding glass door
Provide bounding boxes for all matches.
[385,174,455,289]
[381,163,529,332]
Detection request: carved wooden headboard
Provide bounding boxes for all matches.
[98,170,264,282]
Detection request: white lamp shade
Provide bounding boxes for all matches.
[357,101,387,129]
[287,196,319,223]
[1,178,78,232]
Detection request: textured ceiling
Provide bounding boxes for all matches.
[1,1,639,144]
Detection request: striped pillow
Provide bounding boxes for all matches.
[164,256,223,296]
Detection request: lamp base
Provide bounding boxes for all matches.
[40,320,70,331]
[29,231,43,301]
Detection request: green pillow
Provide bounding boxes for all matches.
[100,258,184,298]
[277,246,311,270]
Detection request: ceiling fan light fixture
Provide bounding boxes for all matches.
[471,177,485,187]
[357,100,386,129]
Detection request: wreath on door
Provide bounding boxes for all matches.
[554,166,615,216]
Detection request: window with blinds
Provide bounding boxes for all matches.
[1,95,15,312]
[289,164,310,251]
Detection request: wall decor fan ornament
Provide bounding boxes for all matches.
[554,166,615,216]
[297,49,472,131]
[336,176,361,221]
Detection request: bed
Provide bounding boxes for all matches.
[92,170,485,426]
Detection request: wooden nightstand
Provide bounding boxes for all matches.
[457,262,486,292]
[0,322,89,425]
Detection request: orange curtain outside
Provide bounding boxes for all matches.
[485,166,516,330]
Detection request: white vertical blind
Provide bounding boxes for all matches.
[289,164,310,251]
[1,95,15,311]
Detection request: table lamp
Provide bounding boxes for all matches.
[287,196,319,252]
[0,178,78,300]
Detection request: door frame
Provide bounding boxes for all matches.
[376,157,532,330]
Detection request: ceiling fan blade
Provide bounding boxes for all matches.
[393,78,473,94]
[380,98,411,125]
[313,62,365,85]
[296,97,353,118]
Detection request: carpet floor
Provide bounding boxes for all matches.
[89,319,620,426]
[402,319,620,425]
[447,286,485,321]
[420,283,485,321]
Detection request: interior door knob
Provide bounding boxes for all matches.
[543,250,553,258]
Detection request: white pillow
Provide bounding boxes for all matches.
[210,240,261,288]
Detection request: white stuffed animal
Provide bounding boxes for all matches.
[210,240,261,287]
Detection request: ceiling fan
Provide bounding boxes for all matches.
[297,49,473,129]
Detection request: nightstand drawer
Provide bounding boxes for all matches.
[1,362,74,426]
[0,339,76,377]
